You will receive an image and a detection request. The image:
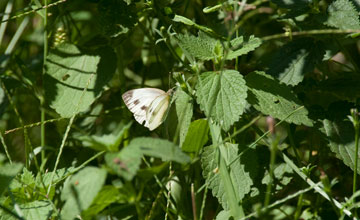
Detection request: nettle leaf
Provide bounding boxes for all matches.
[323,119,360,174]
[246,71,313,126]
[267,38,324,86]
[0,162,23,195]
[196,70,248,131]
[324,0,360,30]
[227,35,262,60]
[182,119,209,154]
[105,145,142,181]
[129,137,191,164]
[45,43,116,117]
[176,31,220,61]
[98,0,137,37]
[18,201,52,220]
[175,89,193,147]
[61,167,107,220]
[201,144,255,210]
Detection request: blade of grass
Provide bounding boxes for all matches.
[0,0,13,45]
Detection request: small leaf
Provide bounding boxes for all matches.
[175,90,193,147]
[61,167,107,219]
[0,162,23,195]
[45,43,116,117]
[227,36,262,60]
[323,119,360,174]
[173,15,196,26]
[196,70,248,131]
[105,145,142,181]
[324,0,360,30]
[176,31,220,61]
[267,38,324,86]
[130,137,191,164]
[182,119,209,154]
[201,143,255,210]
[246,71,313,126]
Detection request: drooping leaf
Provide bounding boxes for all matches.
[196,70,248,131]
[176,31,220,61]
[45,43,116,117]
[201,143,255,210]
[246,71,313,126]
[98,0,137,37]
[0,162,23,195]
[129,137,191,164]
[267,38,324,86]
[227,35,262,60]
[323,119,360,174]
[105,145,142,181]
[61,167,107,219]
[175,90,193,147]
[182,119,209,154]
[324,0,360,30]
[82,185,120,219]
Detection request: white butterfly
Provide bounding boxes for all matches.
[122,88,172,131]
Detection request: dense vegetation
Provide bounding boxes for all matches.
[1,0,360,219]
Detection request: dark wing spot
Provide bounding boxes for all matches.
[133,99,140,105]
[141,106,148,110]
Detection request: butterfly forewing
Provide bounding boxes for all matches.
[122,88,167,127]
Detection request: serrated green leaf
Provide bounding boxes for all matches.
[324,0,360,30]
[201,143,254,210]
[323,119,360,174]
[175,90,193,147]
[227,35,262,60]
[45,43,116,117]
[182,119,209,154]
[19,201,52,220]
[98,0,137,37]
[0,162,23,195]
[268,38,324,86]
[246,71,313,126]
[82,185,119,219]
[196,70,248,131]
[176,32,220,61]
[130,137,190,164]
[105,145,142,181]
[61,167,107,220]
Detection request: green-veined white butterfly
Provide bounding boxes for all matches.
[122,88,172,131]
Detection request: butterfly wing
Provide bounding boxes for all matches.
[122,88,166,126]
[145,93,170,131]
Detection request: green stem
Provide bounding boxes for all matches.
[264,139,278,207]
[261,29,360,41]
[352,109,359,194]
[41,0,48,167]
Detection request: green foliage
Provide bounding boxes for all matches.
[2,0,360,219]
[196,70,248,131]
[246,71,313,126]
[324,0,360,29]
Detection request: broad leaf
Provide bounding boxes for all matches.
[0,162,23,195]
[267,38,324,86]
[324,0,360,29]
[246,71,313,126]
[175,90,193,147]
[182,119,209,154]
[105,145,142,181]
[323,119,360,174]
[227,35,262,60]
[61,167,107,219]
[201,144,255,210]
[19,201,52,220]
[129,137,191,164]
[45,43,116,117]
[196,70,248,131]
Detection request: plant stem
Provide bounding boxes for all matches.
[41,0,48,167]
[352,109,359,194]
[261,29,360,41]
[264,139,278,207]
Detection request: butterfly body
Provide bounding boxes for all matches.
[122,88,171,130]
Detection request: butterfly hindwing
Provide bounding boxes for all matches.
[122,88,168,129]
[145,93,170,130]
